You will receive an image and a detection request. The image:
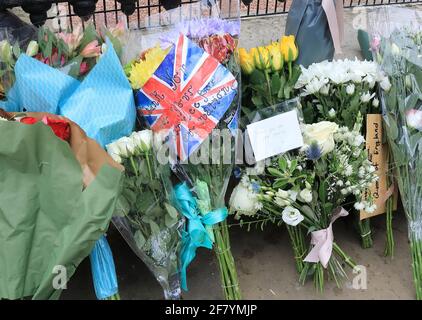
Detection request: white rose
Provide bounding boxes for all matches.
[346,84,355,95]
[282,206,304,226]
[106,141,121,158]
[302,121,339,155]
[131,130,152,152]
[298,189,313,203]
[380,77,391,92]
[116,136,135,157]
[229,184,259,217]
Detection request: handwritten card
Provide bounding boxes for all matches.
[360,114,397,220]
[247,109,303,162]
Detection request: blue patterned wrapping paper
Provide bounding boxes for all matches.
[0,39,136,147]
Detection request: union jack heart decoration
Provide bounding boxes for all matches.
[135,34,238,161]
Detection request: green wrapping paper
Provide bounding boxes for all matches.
[0,121,123,299]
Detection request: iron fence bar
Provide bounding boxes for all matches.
[41,0,422,29]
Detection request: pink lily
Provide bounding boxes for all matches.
[58,25,83,54]
[80,40,101,58]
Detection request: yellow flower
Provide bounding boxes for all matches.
[238,48,255,75]
[129,45,169,89]
[251,46,271,70]
[266,42,283,71]
[280,35,298,62]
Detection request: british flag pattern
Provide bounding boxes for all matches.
[135,34,238,161]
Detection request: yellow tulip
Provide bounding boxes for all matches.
[266,42,283,71]
[280,35,299,62]
[251,46,271,70]
[238,48,255,75]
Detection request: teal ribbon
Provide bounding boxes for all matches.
[174,182,228,291]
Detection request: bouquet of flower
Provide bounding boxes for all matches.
[0,32,135,300]
[372,19,422,298]
[0,22,125,96]
[231,116,378,290]
[295,58,391,126]
[127,9,242,298]
[238,35,300,126]
[0,110,123,300]
[295,58,393,250]
[107,130,184,300]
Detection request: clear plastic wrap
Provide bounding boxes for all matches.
[368,6,422,299]
[125,0,242,300]
[109,131,184,300]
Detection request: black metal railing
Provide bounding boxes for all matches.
[4,0,422,30]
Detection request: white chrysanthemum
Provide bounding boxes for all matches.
[354,202,365,210]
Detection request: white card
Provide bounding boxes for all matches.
[246,109,304,161]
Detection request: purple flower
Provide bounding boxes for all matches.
[159,17,240,44]
[306,142,322,161]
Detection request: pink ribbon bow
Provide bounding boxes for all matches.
[322,0,344,54]
[303,207,349,268]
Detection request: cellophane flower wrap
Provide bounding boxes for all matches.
[369,6,422,299]
[108,130,184,300]
[125,0,242,300]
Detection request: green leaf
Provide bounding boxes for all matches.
[165,214,177,228]
[267,167,284,177]
[318,180,328,204]
[385,114,399,140]
[250,69,266,85]
[273,178,289,189]
[283,86,291,99]
[271,73,281,95]
[251,95,263,107]
[405,93,419,111]
[278,157,287,171]
[134,230,146,249]
[114,195,130,217]
[149,220,161,235]
[165,203,179,219]
[300,205,316,220]
[79,25,99,52]
[12,43,21,59]
[277,76,286,99]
